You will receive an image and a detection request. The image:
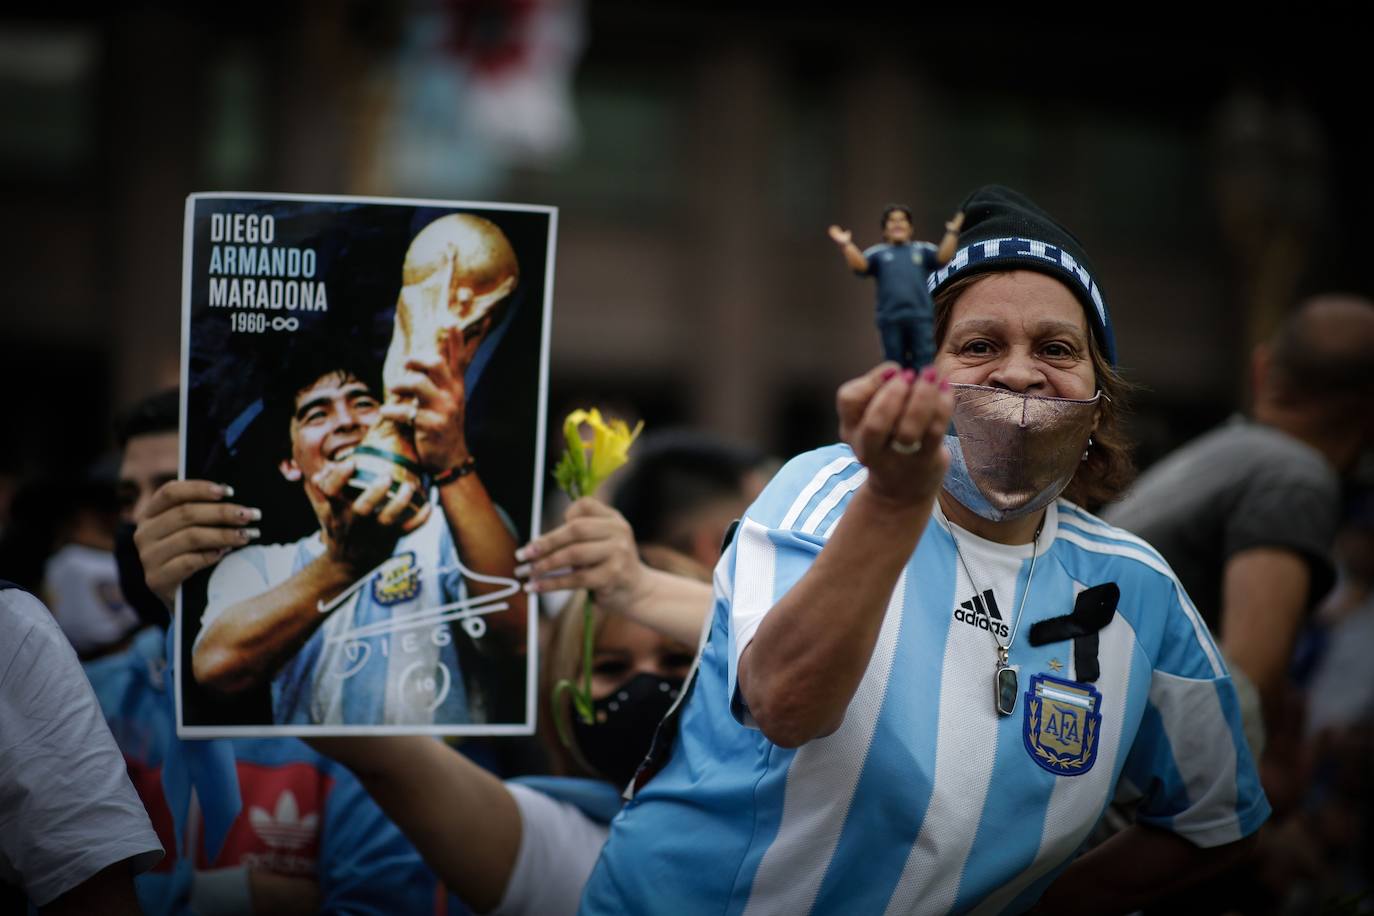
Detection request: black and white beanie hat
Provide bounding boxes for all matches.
[927,185,1117,366]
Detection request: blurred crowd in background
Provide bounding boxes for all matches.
[2,3,1373,914]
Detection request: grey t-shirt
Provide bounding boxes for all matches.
[1103,417,1338,634]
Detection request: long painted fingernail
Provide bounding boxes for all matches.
[240,508,262,522]
[219,484,235,498]
[514,562,532,578]
[902,368,916,383]
[922,366,937,383]
[939,378,950,392]
[523,581,540,594]
[241,528,261,541]
[515,545,533,562]
[880,367,898,382]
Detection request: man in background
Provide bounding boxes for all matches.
[611,429,774,569]
[1105,294,1374,773]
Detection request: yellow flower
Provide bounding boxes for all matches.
[555,408,644,499]
[562,408,593,458]
[549,407,646,734]
[587,413,643,488]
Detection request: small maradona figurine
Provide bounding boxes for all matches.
[829,205,963,369]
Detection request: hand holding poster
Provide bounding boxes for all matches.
[177,194,554,736]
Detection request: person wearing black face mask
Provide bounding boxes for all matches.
[310,516,709,916]
[551,544,698,789]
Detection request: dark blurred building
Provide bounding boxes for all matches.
[2,4,1368,478]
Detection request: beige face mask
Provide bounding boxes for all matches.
[941,384,1100,522]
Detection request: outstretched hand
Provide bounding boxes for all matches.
[133,480,262,607]
[827,224,852,246]
[515,498,645,614]
[837,363,953,509]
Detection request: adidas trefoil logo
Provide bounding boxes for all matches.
[249,791,318,850]
[953,588,1010,639]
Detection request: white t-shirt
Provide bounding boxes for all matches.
[488,782,609,916]
[0,586,162,904]
[43,543,140,656]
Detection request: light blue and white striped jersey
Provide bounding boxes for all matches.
[580,445,1269,916]
[201,509,471,725]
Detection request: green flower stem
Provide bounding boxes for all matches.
[577,591,594,715]
[552,594,597,740]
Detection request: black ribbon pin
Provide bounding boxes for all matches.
[1027,583,1120,683]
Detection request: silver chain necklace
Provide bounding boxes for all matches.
[947,514,1045,717]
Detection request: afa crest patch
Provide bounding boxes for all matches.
[372,552,421,606]
[1023,673,1101,776]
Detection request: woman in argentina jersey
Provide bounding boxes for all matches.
[579,186,1269,915]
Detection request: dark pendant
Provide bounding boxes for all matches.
[995,665,1018,716]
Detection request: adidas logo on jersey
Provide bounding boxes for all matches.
[953,589,1010,639]
[248,790,318,850]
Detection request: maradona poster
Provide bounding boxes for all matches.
[176,193,554,737]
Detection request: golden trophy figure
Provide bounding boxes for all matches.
[347,213,519,513]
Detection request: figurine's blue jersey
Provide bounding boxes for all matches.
[863,241,941,320]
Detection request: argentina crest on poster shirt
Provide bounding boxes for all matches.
[372,552,422,606]
[1023,673,1102,775]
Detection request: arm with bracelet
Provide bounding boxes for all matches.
[384,326,527,655]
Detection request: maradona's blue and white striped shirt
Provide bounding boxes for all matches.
[201,509,472,726]
[580,445,1268,915]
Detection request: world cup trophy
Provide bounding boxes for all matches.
[346,213,519,513]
